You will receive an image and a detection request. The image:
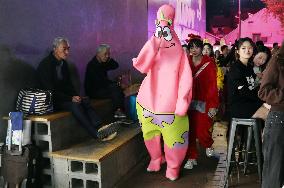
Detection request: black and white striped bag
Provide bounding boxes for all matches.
[16,88,53,115]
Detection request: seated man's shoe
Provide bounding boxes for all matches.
[118,119,134,125]
[97,121,120,141]
[184,159,197,170]
[206,147,214,157]
[101,132,117,141]
[114,109,126,119]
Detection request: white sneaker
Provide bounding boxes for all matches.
[184,159,197,169]
[206,147,214,157]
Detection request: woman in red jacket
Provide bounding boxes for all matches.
[184,36,219,170]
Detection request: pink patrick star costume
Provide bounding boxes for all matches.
[133,4,193,180]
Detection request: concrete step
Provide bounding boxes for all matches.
[51,125,147,188]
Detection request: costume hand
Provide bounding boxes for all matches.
[208,108,218,119]
[150,36,162,53]
[72,96,81,103]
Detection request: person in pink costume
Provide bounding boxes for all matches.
[133,4,193,181]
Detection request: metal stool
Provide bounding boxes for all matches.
[225,118,263,186]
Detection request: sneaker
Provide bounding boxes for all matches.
[184,159,197,170]
[101,132,117,142]
[97,122,120,141]
[118,119,134,125]
[206,147,214,157]
[114,110,126,119]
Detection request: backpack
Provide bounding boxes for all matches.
[16,88,53,115]
[1,112,42,188]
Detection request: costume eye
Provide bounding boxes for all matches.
[162,26,172,41]
[154,26,163,38]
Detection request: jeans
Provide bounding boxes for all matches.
[262,111,284,188]
[56,98,102,138]
[93,83,124,111]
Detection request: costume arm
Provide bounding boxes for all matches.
[258,57,284,104]
[175,52,193,116]
[133,37,161,74]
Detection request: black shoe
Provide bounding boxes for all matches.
[97,121,120,140]
[118,119,134,125]
[114,110,127,119]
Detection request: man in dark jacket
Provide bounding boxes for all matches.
[84,44,126,119]
[37,37,118,140]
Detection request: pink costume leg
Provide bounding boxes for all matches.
[164,133,188,180]
[144,135,164,172]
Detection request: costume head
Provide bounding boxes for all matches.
[153,4,181,52]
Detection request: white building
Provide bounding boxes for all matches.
[224,8,284,47]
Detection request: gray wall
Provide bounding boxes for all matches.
[0,0,148,141]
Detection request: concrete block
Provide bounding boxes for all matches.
[41,173,53,188]
[54,172,69,188]
[53,158,69,174]
[34,122,50,136]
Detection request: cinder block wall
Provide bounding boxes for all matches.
[0,0,148,142]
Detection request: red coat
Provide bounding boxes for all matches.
[189,55,219,113]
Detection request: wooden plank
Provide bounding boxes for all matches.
[51,126,142,162]
[3,111,71,122]
[2,99,112,122]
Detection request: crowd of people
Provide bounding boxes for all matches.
[35,4,283,187]
[182,36,283,187]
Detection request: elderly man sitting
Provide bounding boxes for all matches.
[84,44,126,119]
[36,37,118,141]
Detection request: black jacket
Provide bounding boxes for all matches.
[227,60,263,118]
[84,57,118,98]
[36,53,77,105]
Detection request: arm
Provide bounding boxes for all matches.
[258,58,284,104]
[37,61,73,102]
[102,58,119,71]
[133,36,161,74]
[63,62,78,96]
[228,66,259,101]
[175,52,193,116]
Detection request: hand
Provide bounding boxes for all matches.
[208,108,218,119]
[72,96,81,103]
[256,73,263,79]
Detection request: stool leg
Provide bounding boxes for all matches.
[253,122,262,182]
[226,121,237,182]
[244,126,253,175]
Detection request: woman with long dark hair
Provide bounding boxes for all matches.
[258,42,284,188]
[253,45,271,86]
[227,37,263,119]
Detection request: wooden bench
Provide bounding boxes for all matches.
[2,99,114,188]
[51,125,146,188]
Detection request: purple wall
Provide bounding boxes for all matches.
[0,0,148,140]
[0,0,148,87]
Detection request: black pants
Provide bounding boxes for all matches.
[262,111,284,188]
[56,98,102,138]
[93,83,124,111]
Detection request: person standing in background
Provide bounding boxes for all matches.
[184,36,219,170]
[258,42,284,188]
